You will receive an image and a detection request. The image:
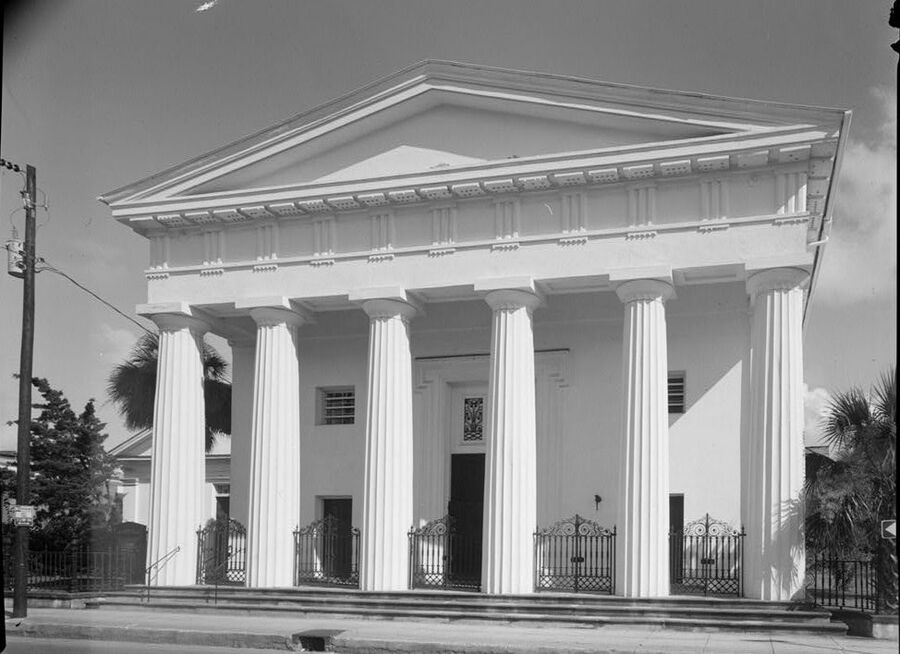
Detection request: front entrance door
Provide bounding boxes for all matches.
[448,453,484,585]
[322,498,352,580]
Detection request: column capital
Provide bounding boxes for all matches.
[746,267,809,300]
[137,303,210,334]
[484,288,543,313]
[248,306,309,328]
[614,279,675,304]
[360,298,420,322]
[236,296,313,327]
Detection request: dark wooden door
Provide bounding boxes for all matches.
[448,454,484,584]
[669,494,685,584]
[322,498,352,580]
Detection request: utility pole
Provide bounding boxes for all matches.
[12,163,37,619]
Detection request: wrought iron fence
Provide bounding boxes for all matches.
[196,519,247,585]
[408,515,481,591]
[294,516,360,587]
[807,553,876,612]
[669,513,744,597]
[3,548,137,592]
[534,515,616,594]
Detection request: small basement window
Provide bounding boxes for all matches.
[317,387,355,425]
[668,372,686,414]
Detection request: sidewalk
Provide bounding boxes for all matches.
[5,607,899,653]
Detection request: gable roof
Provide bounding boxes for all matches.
[99,60,848,210]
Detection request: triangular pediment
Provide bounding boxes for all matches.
[183,97,734,195]
[100,61,843,207]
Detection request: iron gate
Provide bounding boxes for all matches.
[293,516,360,587]
[534,515,616,594]
[669,513,744,596]
[196,519,247,585]
[408,515,481,591]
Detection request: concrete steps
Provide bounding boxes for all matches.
[86,585,847,635]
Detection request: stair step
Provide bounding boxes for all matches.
[88,599,846,634]
[93,586,843,636]
[92,596,830,622]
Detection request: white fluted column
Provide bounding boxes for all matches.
[246,307,305,587]
[745,267,808,600]
[616,279,673,597]
[482,289,541,595]
[228,339,255,530]
[360,298,418,591]
[146,312,208,586]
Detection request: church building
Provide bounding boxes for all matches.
[100,61,848,601]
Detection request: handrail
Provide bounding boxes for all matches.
[143,545,181,603]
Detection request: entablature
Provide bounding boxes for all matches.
[114,132,838,234]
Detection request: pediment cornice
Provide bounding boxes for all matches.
[100,60,848,214]
[111,130,839,232]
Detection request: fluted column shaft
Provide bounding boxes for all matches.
[482,289,541,594]
[616,279,673,597]
[360,299,417,591]
[246,308,303,587]
[745,268,807,600]
[147,313,207,586]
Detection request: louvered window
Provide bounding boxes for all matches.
[318,387,355,425]
[668,372,686,414]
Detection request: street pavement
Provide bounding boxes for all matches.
[3,637,288,653]
[5,607,899,653]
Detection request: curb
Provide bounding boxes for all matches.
[5,620,297,651]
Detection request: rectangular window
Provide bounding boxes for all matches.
[668,372,686,414]
[318,387,355,425]
[463,397,484,442]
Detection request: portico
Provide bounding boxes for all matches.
[101,61,848,601]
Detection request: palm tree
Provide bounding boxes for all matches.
[107,333,232,451]
[805,367,897,614]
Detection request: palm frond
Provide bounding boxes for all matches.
[822,388,871,451]
[107,332,232,451]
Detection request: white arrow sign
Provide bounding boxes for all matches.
[882,519,896,539]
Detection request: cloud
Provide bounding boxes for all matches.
[92,322,140,367]
[814,86,897,305]
[803,383,831,446]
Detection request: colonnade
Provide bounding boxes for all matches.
[140,267,808,600]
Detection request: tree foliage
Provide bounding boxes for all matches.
[106,332,232,451]
[4,378,120,552]
[805,367,897,613]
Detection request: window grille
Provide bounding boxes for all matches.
[463,397,484,441]
[318,387,355,425]
[668,372,686,414]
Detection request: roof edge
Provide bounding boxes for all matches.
[99,60,849,207]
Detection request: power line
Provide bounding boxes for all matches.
[37,257,155,336]
[4,240,154,336]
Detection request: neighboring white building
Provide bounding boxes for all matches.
[99,61,849,600]
[110,430,232,528]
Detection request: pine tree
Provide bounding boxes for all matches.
[15,378,118,552]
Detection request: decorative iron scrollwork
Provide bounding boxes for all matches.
[463,397,484,441]
[681,513,741,537]
[535,514,614,538]
[295,515,360,538]
[533,515,616,594]
[669,513,745,597]
[196,518,247,585]
[409,514,455,537]
[293,516,360,587]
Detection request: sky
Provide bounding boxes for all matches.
[1,0,896,451]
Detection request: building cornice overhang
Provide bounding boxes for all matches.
[109,127,840,232]
[99,60,847,209]
[803,108,852,323]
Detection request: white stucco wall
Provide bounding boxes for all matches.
[226,281,749,535]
